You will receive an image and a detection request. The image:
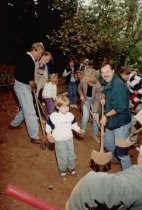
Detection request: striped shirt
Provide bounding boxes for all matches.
[127,73,142,103]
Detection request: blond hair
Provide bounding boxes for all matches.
[84,68,98,84]
[31,42,45,51]
[48,73,58,84]
[43,51,52,58]
[55,94,69,108]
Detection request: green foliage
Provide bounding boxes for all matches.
[125,41,142,73]
[48,0,142,66]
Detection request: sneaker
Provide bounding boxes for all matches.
[71,170,76,176]
[60,172,66,177]
[68,170,76,176]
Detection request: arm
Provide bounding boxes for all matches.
[29,81,37,92]
[62,69,71,77]
[78,80,86,101]
[71,116,83,133]
[45,119,55,143]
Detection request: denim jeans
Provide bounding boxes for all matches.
[68,81,77,105]
[104,122,132,170]
[81,97,99,137]
[55,139,76,173]
[10,80,39,139]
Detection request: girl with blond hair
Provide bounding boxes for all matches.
[42,73,58,115]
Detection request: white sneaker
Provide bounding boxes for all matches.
[68,170,76,176]
[60,172,66,177]
[71,170,76,176]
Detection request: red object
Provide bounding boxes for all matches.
[130,93,140,107]
[5,184,59,210]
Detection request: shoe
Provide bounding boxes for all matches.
[8,124,21,129]
[31,138,42,144]
[68,169,76,176]
[60,172,66,177]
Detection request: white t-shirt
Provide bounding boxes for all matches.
[46,111,81,141]
[42,82,57,99]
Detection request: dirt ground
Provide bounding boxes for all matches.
[0,84,140,210]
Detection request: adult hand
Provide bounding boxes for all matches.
[29,81,37,93]
[100,115,107,126]
[100,97,105,106]
[80,95,85,102]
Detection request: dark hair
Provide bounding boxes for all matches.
[119,66,131,75]
[101,58,115,70]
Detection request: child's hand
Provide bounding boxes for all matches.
[78,129,85,134]
[47,133,55,143]
[75,129,85,138]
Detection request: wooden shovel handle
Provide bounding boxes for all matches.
[100,104,105,152]
[33,91,45,136]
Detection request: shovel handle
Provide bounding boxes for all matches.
[100,104,105,152]
[83,101,100,127]
[33,91,45,136]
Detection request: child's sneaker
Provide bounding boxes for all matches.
[68,170,76,176]
[60,172,66,177]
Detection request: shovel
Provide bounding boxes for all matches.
[33,92,51,150]
[91,103,112,172]
[83,101,100,128]
[115,127,142,148]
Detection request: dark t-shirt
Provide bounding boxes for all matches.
[15,53,35,84]
[87,84,93,97]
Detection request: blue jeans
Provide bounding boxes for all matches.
[68,81,77,105]
[55,139,76,173]
[104,122,132,170]
[81,97,99,137]
[10,80,39,139]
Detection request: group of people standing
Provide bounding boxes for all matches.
[9,42,142,178]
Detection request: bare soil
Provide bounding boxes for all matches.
[0,87,140,210]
